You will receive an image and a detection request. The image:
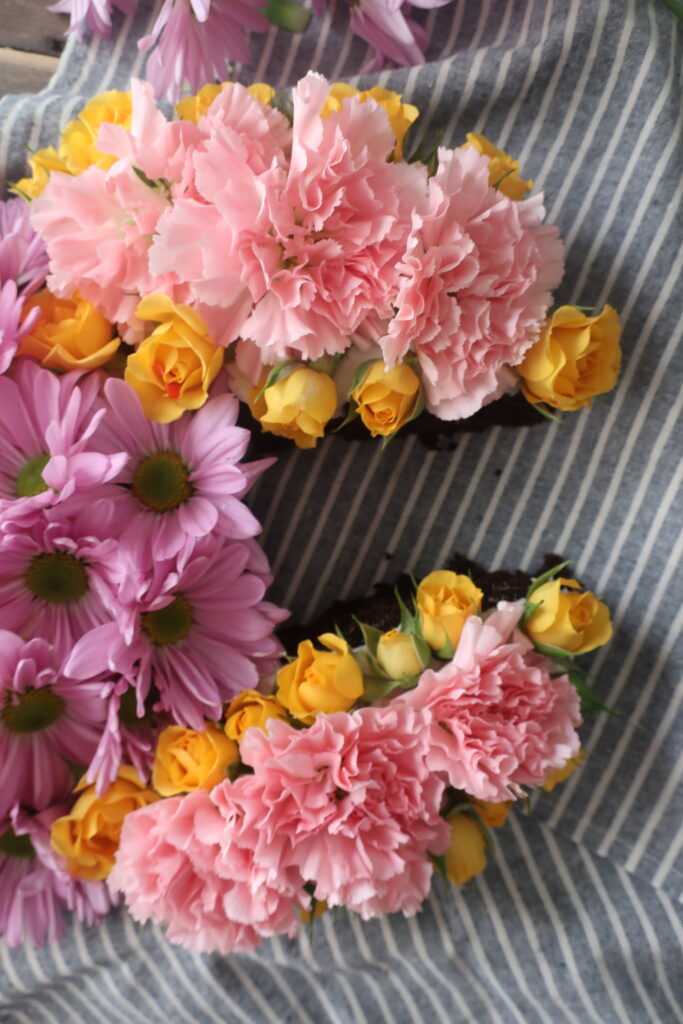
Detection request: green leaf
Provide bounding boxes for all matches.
[353,618,383,659]
[330,401,359,433]
[567,669,617,716]
[262,0,311,31]
[532,402,563,423]
[252,359,299,405]
[133,165,159,190]
[660,0,683,21]
[526,560,574,600]
[429,852,448,878]
[521,600,542,625]
[362,674,416,702]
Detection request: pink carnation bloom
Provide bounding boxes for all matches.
[0,359,127,525]
[400,602,582,802]
[90,378,270,561]
[234,705,450,919]
[381,146,564,419]
[0,632,106,819]
[49,0,137,38]
[0,500,121,663]
[0,803,111,948]
[65,535,287,729]
[0,197,49,297]
[138,0,269,103]
[109,788,303,953]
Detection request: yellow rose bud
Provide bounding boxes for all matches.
[474,801,512,828]
[445,814,488,886]
[322,84,419,160]
[13,147,70,200]
[298,899,328,924]
[176,82,275,122]
[249,367,338,449]
[376,629,427,678]
[518,305,622,412]
[18,289,119,371]
[50,767,159,881]
[276,633,364,724]
[526,578,612,655]
[58,90,133,174]
[416,571,483,653]
[464,133,533,200]
[351,360,421,438]
[125,294,224,423]
[151,724,239,797]
[542,750,586,793]
[224,690,289,742]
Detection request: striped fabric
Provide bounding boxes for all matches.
[1,1,682,1021]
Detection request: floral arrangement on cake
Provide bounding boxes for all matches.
[13,74,622,449]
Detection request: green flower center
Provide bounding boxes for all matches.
[15,454,50,498]
[132,452,193,512]
[1,686,65,734]
[141,595,193,646]
[24,551,89,604]
[0,828,35,859]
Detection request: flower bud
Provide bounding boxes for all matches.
[249,367,337,449]
[224,690,288,742]
[525,579,612,655]
[152,725,238,797]
[276,633,364,723]
[376,629,427,678]
[445,814,487,886]
[351,360,421,438]
[416,571,483,653]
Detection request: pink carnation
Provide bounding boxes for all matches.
[400,602,582,801]
[380,146,564,419]
[109,789,304,954]
[234,705,450,919]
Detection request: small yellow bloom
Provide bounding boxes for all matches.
[276,634,364,723]
[13,147,70,200]
[152,724,239,797]
[543,750,586,792]
[526,578,612,655]
[18,290,119,371]
[376,629,426,678]
[249,367,338,449]
[125,294,224,423]
[176,82,276,122]
[50,767,159,881]
[299,899,328,923]
[474,801,512,828]
[322,84,419,160]
[224,690,289,742]
[445,814,488,886]
[59,90,133,174]
[464,133,533,200]
[518,305,622,412]
[351,361,421,438]
[416,571,483,652]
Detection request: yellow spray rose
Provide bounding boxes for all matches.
[464,133,533,200]
[518,305,622,412]
[58,90,133,175]
[474,801,512,828]
[249,367,338,449]
[152,725,239,797]
[13,147,69,200]
[376,629,427,678]
[125,294,223,423]
[18,290,119,371]
[176,82,275,122]
[351,361,421,438]
[445,814,488,886]
[542,750,586,793]
[526,578,612,655]
[299,899,329,924]
[276,634,364,723]
[224,690,289,742]
[50,767,159,881]
[416,571,483,652]
[322,84,419,160]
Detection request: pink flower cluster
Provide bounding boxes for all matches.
[0,198,49,374]
[110,603,581,954]
[32,75,563,420]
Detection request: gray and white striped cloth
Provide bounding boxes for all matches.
[1,1,682,1021]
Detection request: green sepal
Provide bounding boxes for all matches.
[361,674,417,702]
[395,585,417,633]
[331,400,359,433]
[133,165,157,189]
[567,669,617,716]
[405,385,425,425]
[526,560,574,600]
[428,852,448,878]
[353,617,382,660]
[346,358,380,399]
[435,632,455,661]
[533,640,576,664]
[491,169,514,190]
[521,600,542,625]
[532,402,563,423]
[412,633,432,669]
[262,0,311,31]
[272,93,294,124]
[9,183,32,202]
[570,305,596,313]
[252,359,299,405]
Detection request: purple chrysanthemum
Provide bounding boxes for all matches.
[0,282,37,376]
[92,378,271,562]
[66,534,287,729]
[138,0,269,103]
[0,632,107,819]
[0,803,111,948]
[0,198,49,298]
[86,676,167,795]
[49,0,138,39]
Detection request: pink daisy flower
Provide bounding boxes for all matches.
[66,534,287,729]
[138,0,269,103]
[48,0,137,39]
[0,359,127,525]
[0,500,121,663]
[0,282,39,375]
[0,803,111,948]
[0,197,49,297]
[92,378,271,562]
[400,602,582,802]
[0,632,107,819]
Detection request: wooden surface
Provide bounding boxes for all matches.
[0,0,67,95]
